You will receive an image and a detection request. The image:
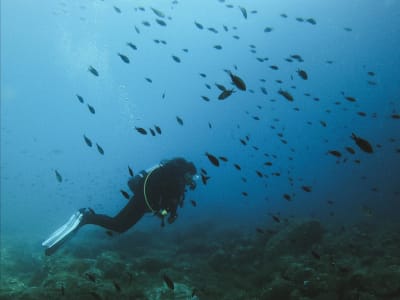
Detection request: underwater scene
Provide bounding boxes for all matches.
[1,0,400,299]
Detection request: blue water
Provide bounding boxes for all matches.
[1,0,400,249]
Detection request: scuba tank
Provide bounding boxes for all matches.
[127,163,163,193]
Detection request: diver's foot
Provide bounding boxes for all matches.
[78,207,95,225]
[42,209,89,255]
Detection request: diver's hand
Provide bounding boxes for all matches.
[167,214,177,224]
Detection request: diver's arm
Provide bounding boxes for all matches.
[167,196,181,224]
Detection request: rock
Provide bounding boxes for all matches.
[95,251,126,279]
[264,220,324,258]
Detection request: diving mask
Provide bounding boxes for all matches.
[185,173,200,190]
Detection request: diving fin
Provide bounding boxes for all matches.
[42,210,84,255]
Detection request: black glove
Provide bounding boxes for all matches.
[167,214,177,224]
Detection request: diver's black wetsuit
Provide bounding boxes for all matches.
[81,158,196,232]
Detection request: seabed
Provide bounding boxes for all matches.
[1,219,400,300]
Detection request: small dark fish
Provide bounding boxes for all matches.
[306,18,316,25]
[391,114,400,119]
[201,95,210,102]
[120,190,130,200]
[135,127,147,135]
[270,65,279,70]
[297,69,308,80]
[87,104,95,114]
[155,19,167,26]
[118,53,130,64]
[55,170,62,183]
[88,66,99,77]
[215,83,227,91]
[351,133,373,153]
[192,288,198,298]
[200,168,207,175]
[344,27,352,32]
[176,116,184,125]
[233,163,241,170]
[190,200,197,207]
[127,42,137,50]
[213,45,223,50]
[154,125,162,134]
[205,152,220,167]
[345,146,355,154]
[96,143,104,155]
[163,274,174,290]
[134,26,140,34]
[207,27,218,33]
[271,215,281,223]
[283,194,291,201]
[328,150,342,157]
[291,54,303,61]
[242,192,248,196]
[302,186,312,192]
[128,166,134,177]
[278,89,294,101]
[260,87,268,95]
[345,96,356,102]
[296,17,304,22]
[113,6,121,13]
[142,21,151,27]
[76,94,84,103]
[200,174,210,185]
[227,70,246,91]
[182,48,188,53]
[113,280,121,292]
[219,156,228,162]
[85,272,96,282]
[256,228,264,234]
[311,250,321,259]
[256,170,263,178]
[151,7,165,18]
[239,6,247,19]
[194,21,203,29]
[83,135,93,147]
[172,55,181,63]
[145,77,153,83]
[149,128,156,136]
[367,71,375,76]
[218,89,235,100]
[199,73,207,78]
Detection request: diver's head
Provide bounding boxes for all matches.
[163,157,197,190]
[184,172,199,190]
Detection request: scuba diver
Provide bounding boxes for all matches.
[42,157,198,255]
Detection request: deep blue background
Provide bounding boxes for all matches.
[1,0,399,247]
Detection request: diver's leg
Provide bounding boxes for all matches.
[42,196,146,255]
[82,196,146,233]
